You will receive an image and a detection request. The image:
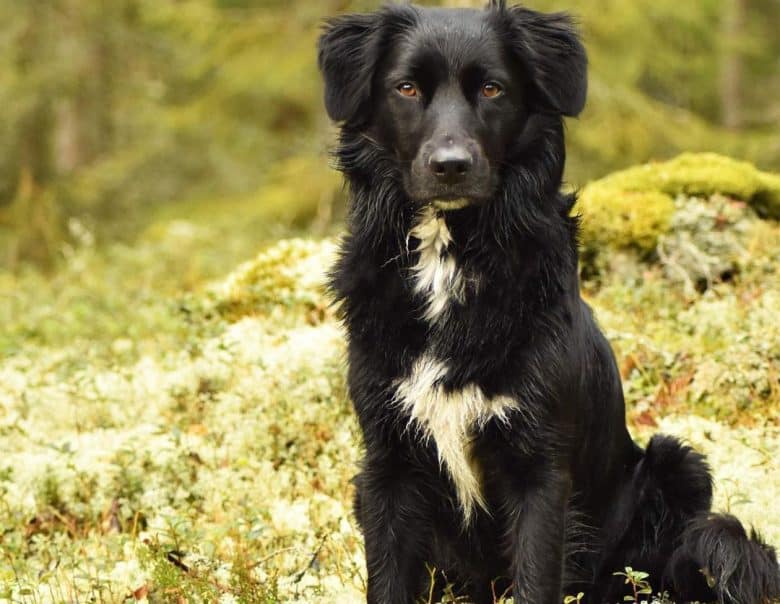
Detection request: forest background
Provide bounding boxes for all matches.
[1,0,778,269]
[0,1,779,602]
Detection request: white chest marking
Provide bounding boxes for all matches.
[394,355,518,523]
[409,207,464,323]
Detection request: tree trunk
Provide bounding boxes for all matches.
[721,0,746,129]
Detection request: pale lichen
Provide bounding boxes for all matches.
[657,194,754,296]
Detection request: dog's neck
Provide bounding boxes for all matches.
[409,206,466,323]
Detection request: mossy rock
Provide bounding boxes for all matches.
[211,238,336,322]
[578,153,780,258]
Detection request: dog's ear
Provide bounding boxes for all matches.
[502,7,587,117]
[318,13,380,123]
[318,7,418,124]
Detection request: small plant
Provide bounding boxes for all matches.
[564,592,585,604]
[613,567,653,602]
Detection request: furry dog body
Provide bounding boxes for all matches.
[318,3,780,603]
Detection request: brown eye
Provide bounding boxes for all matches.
[397,82,419,98]
[482,82,503,98]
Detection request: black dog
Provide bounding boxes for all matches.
[318,2,780,602]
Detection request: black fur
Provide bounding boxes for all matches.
[669,514,780,603]
[318,3,780,603]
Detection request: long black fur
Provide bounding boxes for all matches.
[318,3,780,603]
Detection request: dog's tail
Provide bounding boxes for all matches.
[598,435,780,603]
[667,513,780,604]
[630,435,780,604]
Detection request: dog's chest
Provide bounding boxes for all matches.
[398,209,516,522]
[395,354,517,522]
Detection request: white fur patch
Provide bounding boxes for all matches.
[409,206,464,322]
[433,198,471,211]
[395,355,518,523]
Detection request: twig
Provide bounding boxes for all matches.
[294,536,328,586]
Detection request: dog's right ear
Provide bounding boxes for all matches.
[318,13,381,124]
[318,7,417,124]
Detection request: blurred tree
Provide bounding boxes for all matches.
[720,0,746,129]
[0,0,182,265]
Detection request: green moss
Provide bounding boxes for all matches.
[753,171,780,218]
[584,153,780,217]
[36,467,66,514]
[579,188,675,256]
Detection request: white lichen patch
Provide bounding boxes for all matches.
[394,354,517,522]
[0,299,361,601]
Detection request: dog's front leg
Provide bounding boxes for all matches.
[506,469,571,604]
[356,461,432,604]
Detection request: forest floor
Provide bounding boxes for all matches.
[0,165,778,602]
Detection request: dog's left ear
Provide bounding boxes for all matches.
[502,7,588,117]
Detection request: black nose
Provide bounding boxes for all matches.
[429,146,473,183]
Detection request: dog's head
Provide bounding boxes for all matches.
[318,1,586,211]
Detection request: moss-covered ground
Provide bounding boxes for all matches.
[1,154,778,602]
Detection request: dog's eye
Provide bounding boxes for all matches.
[397,82,419,98]
[481,82,503,98]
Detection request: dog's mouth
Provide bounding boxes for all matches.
[432,198,472,211]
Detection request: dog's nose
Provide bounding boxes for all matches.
[429,146,473,183]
